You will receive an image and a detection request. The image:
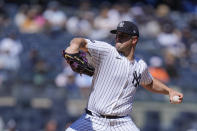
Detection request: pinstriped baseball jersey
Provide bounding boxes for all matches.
[85,39,153,116]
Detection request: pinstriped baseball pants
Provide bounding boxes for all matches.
[65,113,140,131]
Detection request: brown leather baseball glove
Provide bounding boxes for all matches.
[62,50,95,76]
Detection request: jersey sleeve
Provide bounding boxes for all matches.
[139,60,153,85]
[85,39,112,62]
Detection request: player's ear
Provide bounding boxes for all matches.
[131,36,138,45]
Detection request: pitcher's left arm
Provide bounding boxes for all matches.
[141,78,183,104]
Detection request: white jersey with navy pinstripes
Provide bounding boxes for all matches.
[86,39,153,116]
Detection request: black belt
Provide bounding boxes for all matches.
[85,108,125,119]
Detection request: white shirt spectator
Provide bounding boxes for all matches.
[15,11,26,27]
[55,73,68,88]
[55,63,75,87]
[140,20,161,38]
[107,9,120,27]
[0,38,23,57]
[66,16,79,35]
[0,53,20,70]
[157,32,186,57]
[43,9,66,28]
[75,74,92,88]
[157,32,179,47]
[66,16,92,36]
[0,37,22,71]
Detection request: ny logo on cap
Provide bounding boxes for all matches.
[118,22,124,27]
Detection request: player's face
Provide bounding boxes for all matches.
[115,32,132,52]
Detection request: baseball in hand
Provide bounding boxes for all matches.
[172,96,180,103]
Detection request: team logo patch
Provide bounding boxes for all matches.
[132,71,141,87]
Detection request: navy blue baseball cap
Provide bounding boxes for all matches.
[110,21,139,37]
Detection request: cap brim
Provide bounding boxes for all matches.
[110,30,117,34]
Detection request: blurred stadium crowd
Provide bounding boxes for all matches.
[0,0,197,130]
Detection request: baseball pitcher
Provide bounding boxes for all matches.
[63,21,183,131]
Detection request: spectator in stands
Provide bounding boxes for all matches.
[189,16,197,30]
[117,3,133,22]
[149,56,170,83]
[66,13,93,36]
[75,74,92,99]
[157,23,179,47]
[33,59,49,87]
[178,27,195,68]
[55,72,68,88]
[55,61,75,88]
[5,119,17,131]
[55,61,80,98]
[157,23,186,61]
[43,1,66,32]
[14,4,28,28]
[33,5,46,29]
[164,51,179,79]
[155,5,186,58]
[138,5,161,38]
[155,4,170,18]
[190,42,197,70]
[0,31,22,71]
[181,27,194,51]
[0,1,10,30]
[91,7,115,39]
[19,6,44,33]
[44,119,57,131]
[141,20,161,38]
[28,49,49,87]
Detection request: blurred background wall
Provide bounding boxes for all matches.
[0,0,196,130]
